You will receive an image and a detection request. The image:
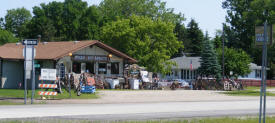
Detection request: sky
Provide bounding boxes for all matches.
[0,0,227,37]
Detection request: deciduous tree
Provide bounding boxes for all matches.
[4,7,31,38]
[217,47,252,79]
[101,15,181,73]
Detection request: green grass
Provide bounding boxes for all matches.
[223,86,275,96]
[0,88,99,100]
[1,117,275,123]
[0,101,23,105]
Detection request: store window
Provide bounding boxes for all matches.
[73,62,81,74]
[183,70,186,79]
[86,63,94,74]
[98,63,107,74]
[175,70,178,77]
[111,62,119,74]
[187,70,189,79]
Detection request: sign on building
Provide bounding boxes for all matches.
[40,69,57,80]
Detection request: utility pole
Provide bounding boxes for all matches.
[222,32,225,80]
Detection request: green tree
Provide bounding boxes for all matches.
[172,22,186,58]
[199,33,221,80]
[217,47,252,79]
[222,0,275,79]
[0,29,18,45]
[212,30,223,49]
[222,0,254,52]
[101,15,181,73]
[24,4,57,41]
[78,6,101,40]
[99,0,184,24]
[184,19,204,56]
[0,18,4,29]
[4,7,31,38]
[63,0,88,40]
[26,0,101,41]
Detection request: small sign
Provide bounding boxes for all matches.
[40,69,57,80]
[22,39,38,45]
[25,60,33,71]
[34,64,40,68]
[23,46,36,60]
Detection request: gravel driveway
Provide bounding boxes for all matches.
[43,90,271,104]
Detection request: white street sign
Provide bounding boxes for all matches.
[25,60,33,71]
[23,46,36,60]
[41,69,57,80]
[26,70,31,79]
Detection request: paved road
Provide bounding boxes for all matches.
[1,100,275,121]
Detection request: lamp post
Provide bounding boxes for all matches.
[68,53,72,98]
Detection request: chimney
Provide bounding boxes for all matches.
[74,41,79,44]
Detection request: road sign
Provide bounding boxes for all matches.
[255,25,274,45]
[40,69,57,81]
[22,39,38,45]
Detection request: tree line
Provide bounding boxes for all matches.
[0,0,273,80]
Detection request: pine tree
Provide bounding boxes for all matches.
[184,19,204,56]
[199,32,221,81]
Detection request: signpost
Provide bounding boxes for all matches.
[258,21,268,123]
[22,39,37,105]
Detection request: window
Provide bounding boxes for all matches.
[175,71,178,77]
[181,70,184,79]
[98,63,107,74]
[183,70,186,79]
[73,62,81,74]
[35,61,43,74]
[256,70,261,78]
[86,63,94,74]
[187,70,189,79]
[111,62,119,74]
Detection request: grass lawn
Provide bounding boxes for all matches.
[0,101,23,105]
[1,117,275,123]
[0,88,99,100]
[223,86,275,96]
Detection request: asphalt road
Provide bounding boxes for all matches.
[1,99,275,121]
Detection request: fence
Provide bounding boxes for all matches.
[240,79,275,87]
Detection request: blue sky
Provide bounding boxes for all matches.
[0,0,226,37]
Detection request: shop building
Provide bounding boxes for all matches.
[0,40,137,89]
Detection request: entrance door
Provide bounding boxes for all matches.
[86,62,95,74]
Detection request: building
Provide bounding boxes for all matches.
[239,63,262,80]
[0,40,137,89]
[160,56,200,82]
[160,56,263,81]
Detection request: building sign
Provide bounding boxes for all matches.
[255,25,274,45]
[40,69,57,80]
[73,55,109,62]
